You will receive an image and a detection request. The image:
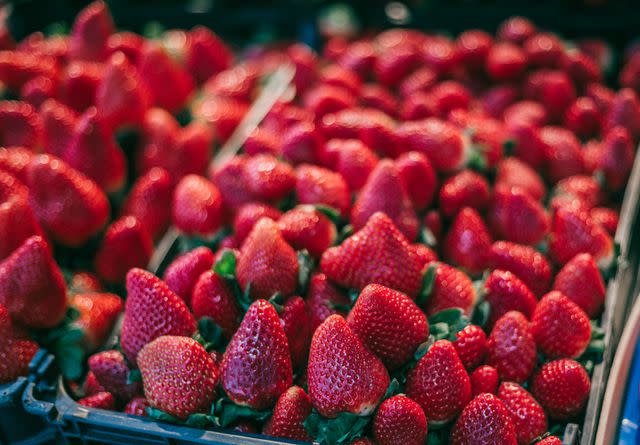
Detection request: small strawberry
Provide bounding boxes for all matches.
[308,314,389,417]
[321,212,423,297]
[506,101,548,131]
[489,185,549,245]
[278,206,337,258]
[373,395,428,445]
[531,359,590,420]
[336,40,375,77]
[489,241,551,297]
[307,273,350,331]
[88,350,141,401]
[320,64,362,93]
[0,303,38,383]
[221,300,292,409]
[444,207,492,275]
[70,292,122,350]
[163,246,215,306]
[531,291,591,359]
[78,392,116,410]
[553,174,603,209]
[281,296,312,370]
[0,101,42,148]
[58,61,102,113]
[186,26,233,84]
[360,84,397,117]
[591,207,618,236]
[564,97,601,139]
[68,0,114,61]
[498,382,548,445]
[324,139,378,191]
[454,324,488,371]
[281,121,321,165]
[234,202,283,245]
[540,126,584,184]
[191,270,242,338]
[243,154,296,202]
[456,30,493,69]
[524,33,564,68]
[69,272,103,294]
[40,99,78,158]
[84,371,106,396]
[0,172,42,261]
[484,269,537,328]
[553,253,605,318]
[422,262,476,316]
[470,365,499,396]
[406,339,471,425]
[374,45,418,88]
[288,43,317,93]
[604,88,640,140]
[236,217,299,300]
[395,151,437,211]
[495,157,546,202]
[120,268,196,366]
[262,386,312,442]
[486,42,527,81]
[295,164,351,216]
[596,126,634,191]
[138,336,219,419]
[498,16,536,43]
[439,170,491,218]
[172,175,223,238]
[450,393,517,445]
[124,397,150,416]
[486,311,536,383]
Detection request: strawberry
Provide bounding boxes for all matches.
[138,336,219,419]
[95,52,150,130]
[244,127,279,157]
[0,235,66,328]
[591,207,618,235]
[395,151,437,211]
[398,67,437,98]
[470,365,499,396]
[210,157,251,208]
[431,81,471,117]
[498,382,548,445]
[120,268,196,366]
[203,63,257,103]
[78,392,116,410]
[0,303,38,383]
[68,0,114,61]
[360,84,397,117]
[525,71,576,121]
[456,30,493,69]
[40,99,78,158]
[422,262,476,316]
[307,273,350,331]
[221,300,292,409]
[94,216,154,284]
[481,85,519,118]
[531,291,591,359]
[374,45,418,88]
[0,101,42,148]
[303,84,357,119]
[124,397,150,416]
[351,159,419,241]
[295,164,351,216]
[564,97,601,139]
[536,437,563,445]
[347,284,429,370]
[373,395,428,445]
[192,270,242,338]
[171,174,223,238]
[495,157,546,202]
[281,296,312,370]
[596,126,634,191]
[439,170,490,218]
[280,122,320,165]
[324,138,378,191]
[484,269,537,328]
[489,185,549,245]
[421,36,459,75]
[308,314,389,417]
[121,167,174,240]
[486,311,537,383]
[410,244,438,268]
[233,202,283,244]
[489,241,551,297]
[586,83,615,116]
[186,26,233,84]
[0,51,57,91]
[22,75,56,108]
[84,371,106,396]
[69,272,103,294]
[70,292,122,350]
[0,172,42,261]
[524,33,564,68]
[452,393,517,445]
[335,39,375,76]
[444,207,492,275]
[262,386,312,442]
[562,51,602,87]
[63,107,127,192]
[539,126,584,184]
[604,88,640,140]
[243,154,296,202]
[88,350,141,401]
[321,212,423,297]
[423,210,443,244]
[288,43,317,93]
[163,246,215,305]
[549,206,613,267]
[508,122,548,169]
[106,32,144,64]
[454,324,488,370]
[58,61,102,113]
[0,147,34,182]
[498,16,536,43]
[553,253,605,318]
[486,43,527,81]
[278,206,337,258]
[531,359,590,420]
[399,92,435,121]
[553,175,603,209]
[236,217,299,300]
[406,339,471,425]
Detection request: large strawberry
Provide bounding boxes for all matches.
[262,386,312,442]
[0,235,66,328]
[489,241,551,297]
[120,268,196,366]
[221,300,292,409]
[0,303,38,383]
[321,212,423,297]
[88,350,141,401]
[295,164,351,216]
[68,0,114,61]
[138,336,219,419]
[172,174,224,238]
[406,340,471,425]
[278,206,337,258]
[489,185,549,245]
[347,284,429,370]
[498,382,548,445]
[308,314,389,417]
[70,292,122,350]
[163,246,215,306]
[450,393,517,445]
[422,262,476,316]
[191,270,242,338]
[453,324,488,371]
[373,395,428,445]
[307,273,350,331]
[552,253,605,318]
[484,269,537,328]
[444,207,492,275]
[486,311,537,383]
[439,170,491,218]
[531,359,590,420]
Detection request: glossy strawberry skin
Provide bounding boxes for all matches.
[233,202,283,244]
[498,382,548,445]
[0,303,39,383]
[484,269,537,328]
[439,170,491,218]
[486,311,537,383]
[191,270,242,338]
[450,393,517,445]
[490,241,551,297]
[70,292,122,350]
[373,395,428,445]
[88,350,141,401]
[531,359,590,420]
[395,151,437,211]
[424,262,476,317]
[470,365,499,396]
[172,175,224,238]
[0,101,42,148]
[454,324,488,370]
[591,207,618,236]
[281,296,312,370]
[221,300,292,410]
[495,158,546,202]
[444,207,492,275]
[262,386,312,442]
[163,247,215,306]
[486,42,527,81]
[186,26,233,84]
[323,138,378,191]
[553,253,605,318]
[0,172,42,261]
[597,126,634,191]
[278,206,337,258]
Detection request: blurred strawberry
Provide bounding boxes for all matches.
[553,174,603,209]
[439,170,490,218]
[244,127,279,157]
[495,157,546,201]
[280,122,321,165]
[456,30,493,70]
[0,101,42,148]
[106,32,144,64]
[395,151,437,211]
[498,16,536,43]
[399,67,437,97]
[78,391,116,409]
[524,32,563,68]
[58,61,102,112]
[481,85,519,118]
[303,84,357,119]
[0,147,34,182]
[69,272,103,294]
[0,303,39,383]
[40,99,78,158]
[489,185,549,245]
[21,75,56,109]
[307,273,350,331]
[281,296,312,370]
[210,155,253,209]
[324,138,378,191]
[489,241,551,296]
[604,88,640,140]
[0,51,57,91]
[360,84,397,116]
[71,292,122,350]
[278,205,336,258]
[591,207,618,236]
[172,175,223,238]
[486,42,527,81]
[295,164,350,216]
[243,154,296,202]
[163,246,214,305]
[595,126,634,191]
[444,207,492,275]
[68,0,113,61]
[564,97,601,139]
[562,51,602,87]
[540,126,585,183]
[186,26,233,84]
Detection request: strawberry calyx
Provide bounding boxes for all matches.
[213,248,252,311]
[297,249,314,295]
[576,322,605,374]
[428,308,470,342]
[126,368,142,385]
[192,316,225,351]
[177,226,231,254]
[530,432,554,444]
[315,204,343,226]
[211,396,271,428]
[416,262,438,307]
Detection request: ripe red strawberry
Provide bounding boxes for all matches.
[360,84,397,117]
[172,174,223,238]
[262,386,312,442]
[84,371,106,396]
[0,51,57,92]
[410,244,438,268]
[0,303,38,383]
[526,71,576,121]
[562,51,602,87]
[373,395,428,445]
[95,52,150,130]
[69,272,103,294]
[591,207,618,236]
[308,314,389,417]
[58,61,102,113]
[120,268,196,366]
[202,61,257,102]
[22,75,56,108]
[278,206,337,258]
[0,173,42,261]
[531,359,590,420]
[422,35,459,75]
[451,393,517,445]
[540,126,585,184]
[489,185,549,245]
[486,43,527,81]
[163,247,215,305]
[470,365,499,396]
[536,437,563,445]
[221,300,292,409]
[281,296,312,370]
[281,121,321,165]
[553,174,603,209]
[106,32,144,64]
[88,350,141,401]
[243,154,296,202]
[395,118,468,173]
[307,273,350,331]
[236,218,298,299]
[444,207,492,275]
[95,216,153,284]
[524,33,563,68]
[0,235,66,328]
[531,291,591,359]
[495,158,546,202]
[604,88,640,140]
[209,155,250,209]
[454,324,488,370]
[406,339,471,425]
[395,151,437,211]
[233,202,283,245]
[186,26,233,84]
[351,160,419,241]
[0,147,34,182]
[498,382,548,445]
[484,269,537,328]
[336,40,375,77]
[40,99,78,158]
[70,292,122,350]
[481,85,518,118]
[295,164,350,216]
[347,284,428,370]
[423,262,476,316]
[321,212,423,297]
[456,30,493,69]
[489,241,551,297]
[564,97,602,139]
[287,43,317,93]
[439,170,491,218]
[303,84,357,119]
[191,270,242,338]
[0,101,42,148]
[374,45,418,88]
[68,0,114,61]
[498,16,536,43]
[78,391,116,410]
[553,253,605,318]
[596,126,634,191]
[423,210,443,244]
[193,96,248,143]
[124,397,150,416]
[399,91,435,122]
[320,64,362,93]
[486,311,537,383]
[324,139,378,191]
[245,127,279,157]
[586,83,615,116]
[138,336,219,419]
[508,122,548,169]
[549,206,613,267]
[432,81,471,117]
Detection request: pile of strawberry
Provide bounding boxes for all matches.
[1,2,640,444]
